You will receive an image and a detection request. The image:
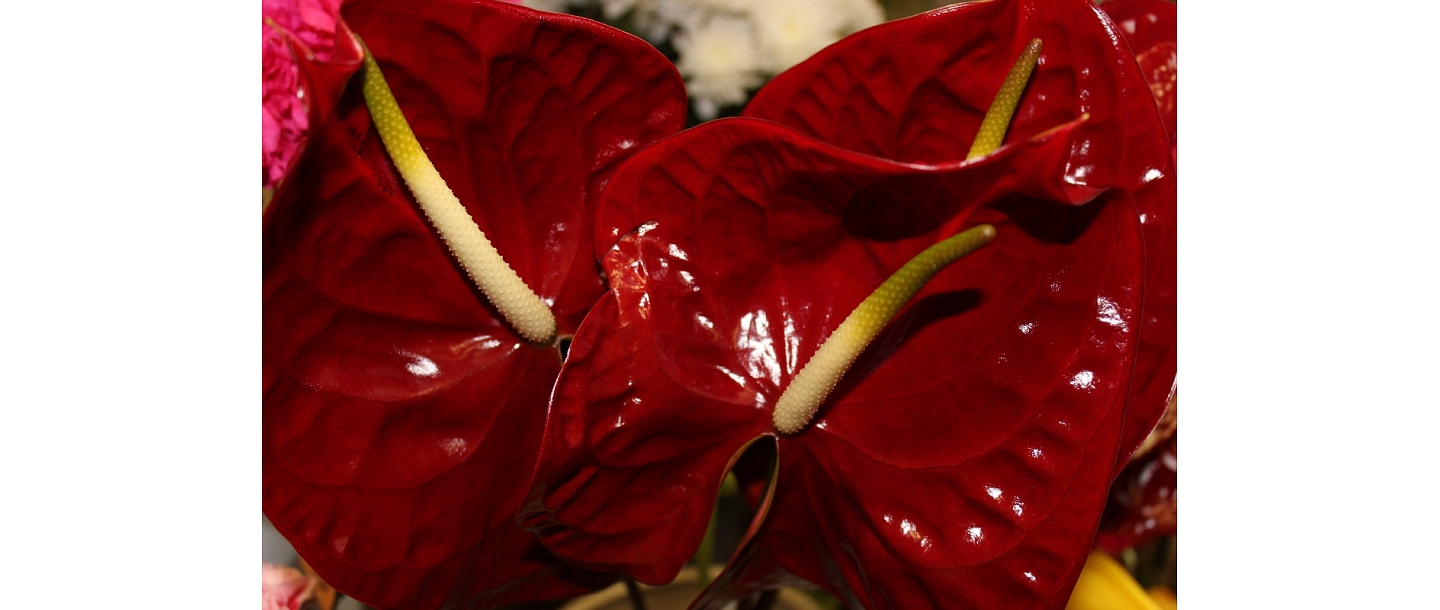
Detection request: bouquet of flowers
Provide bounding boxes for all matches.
[260,0,1177,608]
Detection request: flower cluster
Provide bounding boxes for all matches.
[261,0,1176,609]
[525,0,884,119]
[261,0,342,190]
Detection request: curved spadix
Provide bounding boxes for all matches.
[773,37,1043,434]
[772,224,996,434]
[358,43,558,345]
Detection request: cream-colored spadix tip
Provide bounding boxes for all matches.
[967,38,1043,161]
[359,45,557,345]
[771,225,996,434]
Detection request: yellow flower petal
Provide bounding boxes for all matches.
[1148,586,1178,610]
[1065,551,1162,610]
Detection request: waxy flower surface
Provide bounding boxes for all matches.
[742,0,1177,466]
[1099,0,1177,148]
[262,0,686,607]
[521,0,1176,608]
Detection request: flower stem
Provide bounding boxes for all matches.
[357,41,557,345]
[967,38,1042,160]
[739,590,778,610]
[695,507,718,587]
[771,224,996,434]
[623,576,650,610]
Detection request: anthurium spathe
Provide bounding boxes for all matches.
[261,0,687,607]
[520,0,1175,607]
[741,0,1177,467]
[1092,0,1177,456]
[1098,0,1177,148]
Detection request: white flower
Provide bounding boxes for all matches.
[837,0,886,33]
[673,14,765,120]
[744,0,884,72]
[530,0,885,120]
[599,0,645,19]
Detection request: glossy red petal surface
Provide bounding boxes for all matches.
[1093,0,1177,463]
[745,0,1176,468]
[527,0,1173,606]
[526,112,1144,609]
[1099,0,1177,145]
[697,163,1146,609]
[262,0,686,607]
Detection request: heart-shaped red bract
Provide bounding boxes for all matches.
[742,0,1177,467]
[522,0,1175,608]
[261,1,686,607]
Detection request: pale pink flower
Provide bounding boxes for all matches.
[261,563,314,610]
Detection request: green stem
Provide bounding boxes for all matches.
[695,508,718,587]
[623,577,649,610]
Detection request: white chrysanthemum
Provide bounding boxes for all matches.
[674,15,765,120]
[630,0,689,41]
[645,0,741,40]
[838,0,886,32]
[601,0,675,39]
[599,0,644,19]
[744,0,878,72]
[691,0,757,12]
[530,0,885,120]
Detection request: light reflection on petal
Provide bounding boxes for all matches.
[1096,297,1128,330]
[399,351,439,378]
[716,366,749,389]
[783,310,799,374]
[737,310,781,385]
[967,526,984,543]
[439,437,467,458]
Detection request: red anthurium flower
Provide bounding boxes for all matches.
[742,0,1176,467]
[521,0,1174,608]
[1094,0,1177,460]
[262,0,687,608]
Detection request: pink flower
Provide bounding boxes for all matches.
[261,563,313,610]
[261,0,341,190]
